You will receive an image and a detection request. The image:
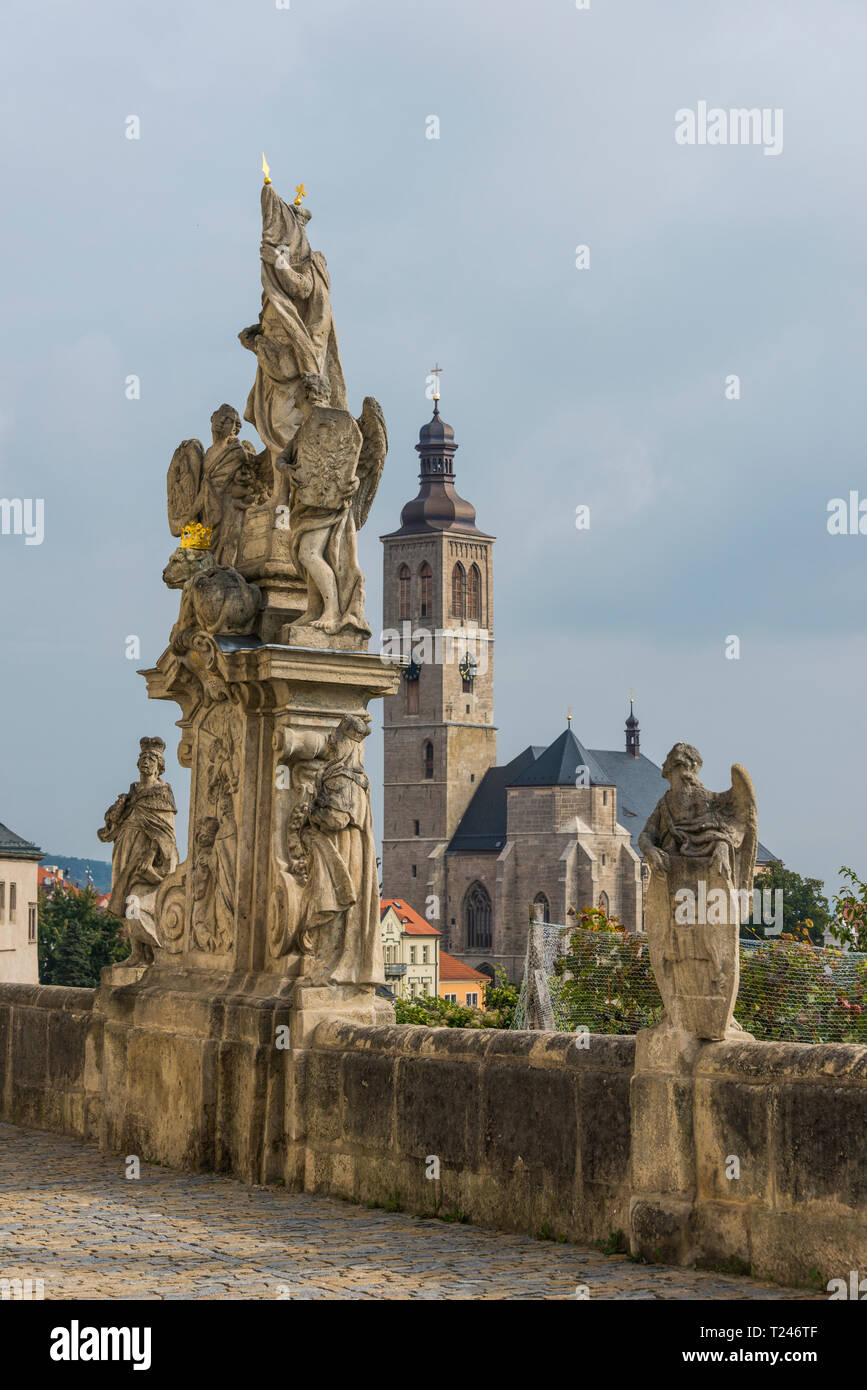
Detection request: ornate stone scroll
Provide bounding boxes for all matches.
[272,712,384,987]
[97,737,178,964]
[638,743,757,1042]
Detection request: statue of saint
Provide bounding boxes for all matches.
[239,185,347,464]
[274,713,383,987]
[638,743,757,1041]
[98,737,179,964]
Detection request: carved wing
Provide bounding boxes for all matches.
[353,396,387,530]
[728,763,758,898]
[167,438,205,537]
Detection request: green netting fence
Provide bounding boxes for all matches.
[512,924,867,1043]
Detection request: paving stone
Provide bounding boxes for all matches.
[0,1121,817,1301]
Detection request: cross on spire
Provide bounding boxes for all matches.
[429,363,443,403]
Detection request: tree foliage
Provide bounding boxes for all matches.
[38,886,129,987]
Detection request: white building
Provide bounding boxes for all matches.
[0,821,42,983]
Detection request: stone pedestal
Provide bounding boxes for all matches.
[91,640,399,1179]
[629,1024,703,1264]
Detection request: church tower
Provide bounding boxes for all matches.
[380,389,497,921]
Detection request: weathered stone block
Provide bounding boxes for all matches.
[341,1051,395,1147]
[395,1057,481,1167]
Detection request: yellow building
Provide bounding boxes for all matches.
[438,950,487,1009]
[0,821,42,984]
[380,898,440,1000]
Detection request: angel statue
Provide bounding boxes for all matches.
[638,743,757,1042]
[276,373,386,641]
[239,182,347,464]
[167,404,269,568]
[97,737,179,966]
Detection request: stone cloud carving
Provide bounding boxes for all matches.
[638,742,757,1042]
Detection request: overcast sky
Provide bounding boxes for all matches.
[1,0,866,898]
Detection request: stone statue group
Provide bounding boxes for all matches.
[98,175,761,1037]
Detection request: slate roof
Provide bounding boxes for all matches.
[509,727,612,788]
[447,733,778,864]
[0,821,42,860]
[447,746,544,853]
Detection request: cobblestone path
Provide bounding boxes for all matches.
[0,1123,817,1301]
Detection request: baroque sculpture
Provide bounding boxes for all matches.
[125,164,399,1001]
[272,713,382,986]
[638,742,757,1042]
[97,737,178,964]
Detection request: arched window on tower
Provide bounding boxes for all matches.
[398,565,411,621]
[597,891,610,918]
[533,892,550,923]
[464,881,492,949]
[451,563,466,621]
[419,562,433,619]
[423,741,434,780]
[467,564,481,623]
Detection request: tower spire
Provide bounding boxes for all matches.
[625,693,640,758]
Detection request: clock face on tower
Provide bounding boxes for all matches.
[458,654,477,684]
[402,660,421,682]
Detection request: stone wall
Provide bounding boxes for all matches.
[290,1023,634,1245]
[0,982,99,1140]
[1,979,866,1286]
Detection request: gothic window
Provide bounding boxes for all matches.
[398,564,411,621]
[419,562,433,618]
[597,891,610,917]
[464,881,492,950]
[424,741,434,779]
[467,564,481,623]
[451,562,466,621]
[533,892,550,923]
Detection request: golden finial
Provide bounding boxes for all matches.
[261,152,271,185]
[429,362,443,402]
[567,708,572,726]
[181,522,214,550]
[294,183,307,206]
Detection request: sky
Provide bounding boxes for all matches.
[1,0,866,899]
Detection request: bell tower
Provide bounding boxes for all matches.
[380,386,497,915]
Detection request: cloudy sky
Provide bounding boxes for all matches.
[1,0,865,898]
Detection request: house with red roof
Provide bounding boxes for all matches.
[380,897,441,1001]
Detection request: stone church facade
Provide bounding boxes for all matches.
[380,403,775,981]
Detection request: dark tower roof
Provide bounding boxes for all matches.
[380,403,493,540]
[509,727,613,788]
[625,697,640,757]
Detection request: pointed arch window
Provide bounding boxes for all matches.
[533,892,550,923]
[597,891,610,917]
[398,565,411,621]
[465,881,492,949]
[467,564,481,623]
[424,741,434,780]
[451,563,466,621]
[419,562,433,618]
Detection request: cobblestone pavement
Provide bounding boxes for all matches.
[0,1123,817,1301]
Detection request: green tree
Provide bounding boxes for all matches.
[743,863,830,945]
[38,885,129,987]
[829,866,867,952]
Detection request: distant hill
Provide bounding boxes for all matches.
[40,855,112,893]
